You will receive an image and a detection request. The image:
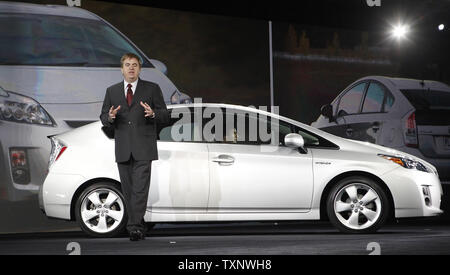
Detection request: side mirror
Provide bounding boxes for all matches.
[284,133,307,154]
[320,104,335,123]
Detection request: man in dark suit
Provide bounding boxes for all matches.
[100,53,169,241]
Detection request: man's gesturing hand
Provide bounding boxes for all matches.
[140,101,155,117]
[109,105,121,120]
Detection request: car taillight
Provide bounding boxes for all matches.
[56,146,67,161]
[404,112,418,148]
[9,148,30,185]
[48,136,67,170]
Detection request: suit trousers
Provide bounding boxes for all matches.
[117,154,152,232]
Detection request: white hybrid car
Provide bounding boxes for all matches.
[40,103,443,237]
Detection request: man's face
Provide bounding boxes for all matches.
[121,57,141,83]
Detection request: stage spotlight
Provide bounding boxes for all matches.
[438,24,445,31]
[392,24,409,40]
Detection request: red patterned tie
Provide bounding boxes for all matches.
[126,83,133,106]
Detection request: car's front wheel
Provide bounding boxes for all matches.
[326,176,390,233]
[75,183,127,238]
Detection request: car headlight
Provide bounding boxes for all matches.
[0,86,55,126]
[171,90,181,104]
[378,154,431,173]
[171,90,192,104]
[181,97,193,104]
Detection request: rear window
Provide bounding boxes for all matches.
[0,13,151,67]
[401,89,450,110]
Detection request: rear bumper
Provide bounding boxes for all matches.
[381,167,443,218]
[42,172,86,220]
[38,183,45,214]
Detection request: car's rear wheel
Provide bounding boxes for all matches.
[75,183,127,238]
[326,176,390,233]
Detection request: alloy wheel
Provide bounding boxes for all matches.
[333,183,382,231]
[80,188,125,234]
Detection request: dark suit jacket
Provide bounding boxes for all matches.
[100,78,169,163]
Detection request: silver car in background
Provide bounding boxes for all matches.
[311,76,450,186]
[0,1,191,201]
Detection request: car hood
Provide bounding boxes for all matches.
[0,66,159,104]
[338,138,436,169]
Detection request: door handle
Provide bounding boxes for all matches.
[212,155,235,165]
[346,127,354,137]
[372,122,380,132]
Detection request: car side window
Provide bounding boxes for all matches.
[362,82,385,113]
[278,121,320,147]
[157,110,200,142]
[331,100,339,117]
[383,91,395,112]
[228,112,263,145]
[337,82,366,117]
[296,129,321,146]
[201,108,260,144]
[263,118,330,148]
[205,108,284,145]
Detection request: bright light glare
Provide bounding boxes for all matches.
[392,24,409,39]
[438,24,445,31]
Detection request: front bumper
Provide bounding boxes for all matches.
[0,119,73,201]
[381,166,443,218]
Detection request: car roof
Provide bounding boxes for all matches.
[360,75,450,91]
[0,1,100,20]
[168,103,275,117]
[167,102,342,142]
[168,103,313,129]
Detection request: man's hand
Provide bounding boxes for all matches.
[109,105,121,121]
[140,101,155,118]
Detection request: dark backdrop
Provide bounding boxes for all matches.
[1,0,449,233]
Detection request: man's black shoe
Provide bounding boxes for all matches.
[129,230,145,241]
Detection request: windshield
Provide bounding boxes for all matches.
[401,89,450,110]
[0,13,151,67]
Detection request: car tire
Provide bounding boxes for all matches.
[75,182,128,238]
[326,176,390,233]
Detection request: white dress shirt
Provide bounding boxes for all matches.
[124,79,138,97]
[123,78,155,118]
